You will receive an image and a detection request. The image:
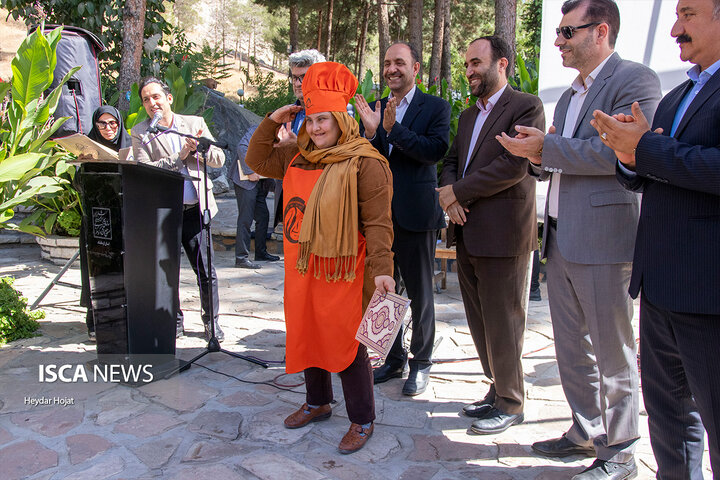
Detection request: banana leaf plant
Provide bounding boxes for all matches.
[0,24,82,237]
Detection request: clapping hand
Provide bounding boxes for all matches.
[354,94,381,138]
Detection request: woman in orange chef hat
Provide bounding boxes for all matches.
[245,61,394,454]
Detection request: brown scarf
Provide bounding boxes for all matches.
[295,112,388,282]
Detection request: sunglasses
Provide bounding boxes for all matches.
[96,120,118,129]
[556,22,600,39]
[290,74,306,85]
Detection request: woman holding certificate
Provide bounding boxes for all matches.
[246,62,394,454]
[79,106,132,341]
[87,106,131,150]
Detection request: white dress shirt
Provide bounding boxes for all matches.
[166,116,199,206]
[548,53,612,219]
[463,84,507,177]
[387,86,416,156]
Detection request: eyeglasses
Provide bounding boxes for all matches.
[556,22,600,39]
[290,74,305,85]
[96,120,118,129]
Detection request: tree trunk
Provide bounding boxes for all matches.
[495,0,517,77]
[118,0,146,111]
[289,0,299,53]
[316,10,323,51]
[440,0,451,88]
[428,0,444,87]
[356,0,370,78]
[377,0,390,93]
[325,0,334,59]
[408,0,423,78]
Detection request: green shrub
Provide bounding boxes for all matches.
[0,277,43,344]
[240,58,295,117]
[56,209,81,237]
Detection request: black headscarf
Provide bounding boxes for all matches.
[87,105,131,152]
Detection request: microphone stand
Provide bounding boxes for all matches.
[156,128,268,372]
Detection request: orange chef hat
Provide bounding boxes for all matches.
[301,62,358,115]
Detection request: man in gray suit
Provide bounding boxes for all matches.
[498,1,661,478]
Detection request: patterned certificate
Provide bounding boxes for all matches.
[356,290,411,358]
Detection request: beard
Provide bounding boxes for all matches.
[560,33,594,71]
[470,64,501,99]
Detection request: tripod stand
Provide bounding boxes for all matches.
[30,249,81,310]
[159,129,268,371]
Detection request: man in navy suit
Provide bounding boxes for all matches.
[355,42,451,396]
[592,0,720,477]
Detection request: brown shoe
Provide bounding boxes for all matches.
[283,403,331,429]
[338,422,374,454]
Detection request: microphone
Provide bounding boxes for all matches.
[147,111,164,134]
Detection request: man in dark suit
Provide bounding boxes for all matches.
[438,36,544,434]
[592,0,720,476]
[355,42,451,396]
[498,1,661,478]
[229,124,279,269]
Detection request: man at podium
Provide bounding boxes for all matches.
[130,77,225,342]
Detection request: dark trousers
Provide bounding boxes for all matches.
[385,225,437,367]
[304,344,375,424]
[456,230,529,415]
[641,292,720,479]
[181,205,219,324]
[234,182,270,261]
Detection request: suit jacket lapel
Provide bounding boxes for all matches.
[655,80,692,134]
[401,89,423,129]
[154,115,182,158]
[572,53,620,137]
[673,71,720,138]
[465,87,513,171]
[458,106,480,177]
[553,89,572,134]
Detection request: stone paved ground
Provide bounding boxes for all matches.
[0,195,712,479]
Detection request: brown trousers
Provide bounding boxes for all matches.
[304,343,375,425]
[456,231,530,415]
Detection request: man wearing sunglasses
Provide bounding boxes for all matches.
[497,0,661,478]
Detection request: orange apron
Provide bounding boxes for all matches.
[282,155,366,374]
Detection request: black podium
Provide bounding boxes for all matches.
[78,162,183,366]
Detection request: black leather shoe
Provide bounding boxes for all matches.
[373,362,406,384]
[235,258,261,269]
[571,458,637,480]
[255,252,280,262]
[470,407,524,434]
[529,288,542,301]
[532,434,595,458]
[463,395,496,418]
[204,320,225,342]
[402,364,431,396]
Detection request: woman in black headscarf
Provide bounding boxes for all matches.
[87,105,131,151]
[81,106,131,342]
